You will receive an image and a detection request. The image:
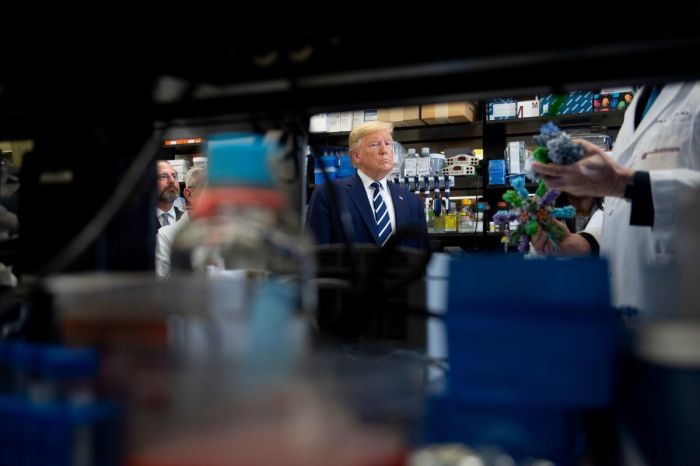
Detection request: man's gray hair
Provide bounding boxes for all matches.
[185,166,206,189]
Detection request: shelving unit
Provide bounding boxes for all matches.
[306,105,626,252]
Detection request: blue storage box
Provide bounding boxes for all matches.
[541,92,594,115]
[488,159,506,185]
[445,256,617,408]
[424,396,578,465]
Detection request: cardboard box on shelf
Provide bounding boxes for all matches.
[593,91,634,112]
[421,102,477,124]
[340,112,353,132]
[352,111,365,128]
[327,112,342,133]
[309,113,328,133]
[517,100,540,118]
[377,106,424,126]
[540,91,594,116]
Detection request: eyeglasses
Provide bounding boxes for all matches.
[367,140,394,151]
[158,172,179,181]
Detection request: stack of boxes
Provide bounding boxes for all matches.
[168,159,192,182]
[309,101,478,133]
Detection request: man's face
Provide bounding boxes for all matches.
[183,181,204,212]
[157,162,180,203]
[351,130,395,180]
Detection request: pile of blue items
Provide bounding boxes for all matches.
[314,148,354,184]
[424,256,617,465]
[0,341,122,466]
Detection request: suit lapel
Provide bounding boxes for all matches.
[347,175,380,244]
[388,182,406,231]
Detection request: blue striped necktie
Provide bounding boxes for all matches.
[370,181,392,246]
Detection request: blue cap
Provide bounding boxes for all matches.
[206,133,282,187]
[40,347,99,379]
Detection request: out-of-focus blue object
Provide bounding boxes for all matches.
[207,133,281,187]
[0,341,123,466]
[488,159,506,185]
[425,255,617,465]
[314,154,338,184]
[618,321,700,466]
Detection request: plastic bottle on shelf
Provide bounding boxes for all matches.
[496,201,508,231]
[444,201,458,233]
[170,133,316,378]
[458,199,475,233]
[403,147,418,177]
[475,202,484,232]
[427,208,436,234]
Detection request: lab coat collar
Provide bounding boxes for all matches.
[613,83,684,160]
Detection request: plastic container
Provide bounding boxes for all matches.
[429,153,446,176]
[170,133,316,377]
[402,148,419,177]
[457,199,475,233]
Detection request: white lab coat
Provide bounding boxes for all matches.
[156,212,189,280]
[602,82,700,312]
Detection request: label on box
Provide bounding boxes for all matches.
[490,102,517,120]
[593,92,634,112]
[404,158,418,176]
[517,100,540,118]
[340,112,353,132]
[416,158,431,176]
[353,111,365,128]
[364,110,378,122]
[327,113,341,133]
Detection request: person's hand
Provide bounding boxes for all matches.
[532,139,634,198]
[531,219,593,256]
[531,224,554,255]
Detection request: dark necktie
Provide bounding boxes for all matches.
[370,181,392,246]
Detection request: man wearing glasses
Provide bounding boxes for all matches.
[156,160,184,230]
[306,121,427,249]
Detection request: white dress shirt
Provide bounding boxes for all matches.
[156,205,179,227]
[155,212,189,279]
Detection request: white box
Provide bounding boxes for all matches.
[353,111,365,128]
[309,113,328,133]
[340,112,353,132]
[364,110,378,122]
[489,102,517,120]
[327,113,341,133]
[517,100,540,118]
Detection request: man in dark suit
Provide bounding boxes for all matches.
[156,160,184,230]
[306,121,427,250]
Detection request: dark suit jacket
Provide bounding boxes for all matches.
[305,174,427,250]
[155,206,183,231]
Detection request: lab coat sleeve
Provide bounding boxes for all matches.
[581,208,604,246]
[648,98,700,231]
[649,169,700,231]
